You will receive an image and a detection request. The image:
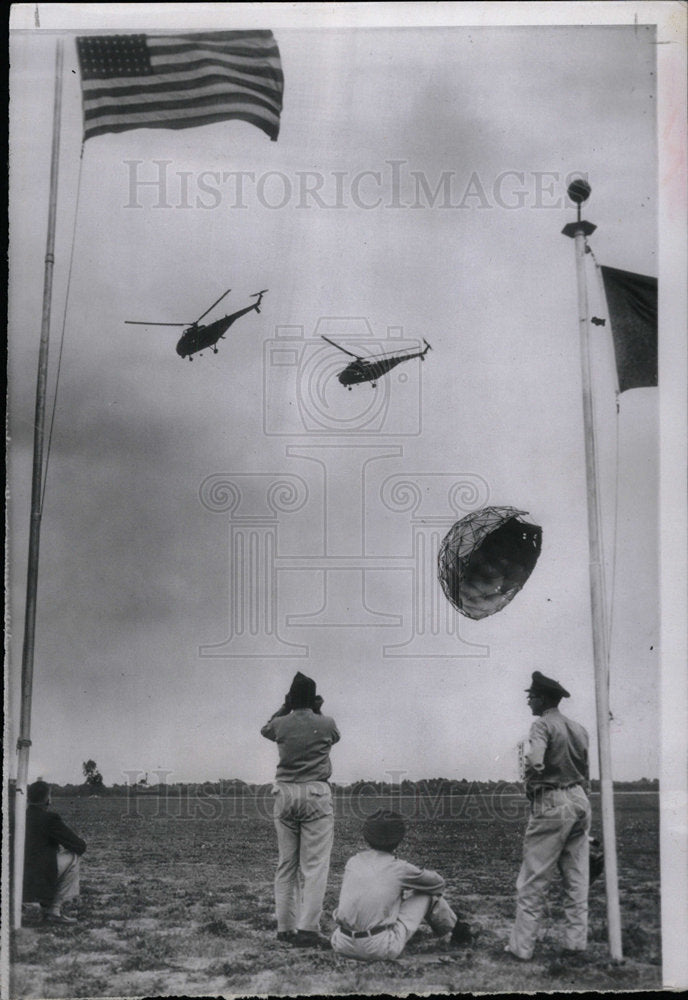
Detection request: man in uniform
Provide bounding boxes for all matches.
[330,810,475,961]
[23,780,87,924]
[506,671,591,961]
[261,672,340,948]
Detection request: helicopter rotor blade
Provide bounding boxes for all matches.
[320,335,362,359]
[350,339,430,361]
[251,289,269,296]
[125,321,191,327]
[194,287,232,325]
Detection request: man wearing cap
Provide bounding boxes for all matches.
[330,810,475,961]
[261,672,340,949]
[506,671,591,961]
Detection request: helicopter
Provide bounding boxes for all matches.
[321,336,432,388]
[126,288,268,360]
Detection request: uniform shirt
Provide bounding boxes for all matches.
[525,707,589,791]
[333,849,445,932]
[261,709,340,782]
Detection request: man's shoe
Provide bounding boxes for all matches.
[503,944,531,961]
[291,930,330,950]
[276,931,296,942]
[44,912,77,925]
[450,919,478,947]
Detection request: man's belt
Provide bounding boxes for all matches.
[529,781,582,792]
[337,922,394,939]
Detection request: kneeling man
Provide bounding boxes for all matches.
[23,780,87,924]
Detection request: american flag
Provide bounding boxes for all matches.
[76,31,284,142]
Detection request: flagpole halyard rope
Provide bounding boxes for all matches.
[41,152,85,513]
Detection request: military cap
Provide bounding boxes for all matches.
[363,809,406,851]
[288,671,317,708]
[525,671,570,699]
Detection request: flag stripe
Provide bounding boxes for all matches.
[77,30,283,142]
[148,37,282,59]
[83,80,282,120]
[81,56,283,87]
[84,110,279,141]
[84,99,281,136]
[82,67,283,108]
[147,30,278,47]
[148,52,283,76]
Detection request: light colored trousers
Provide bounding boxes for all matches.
[52,845,81,908]
[272,781,334,933]
[509,785,591,959]
[331,892,457,961]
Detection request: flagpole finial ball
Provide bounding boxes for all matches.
[567,178,591,205]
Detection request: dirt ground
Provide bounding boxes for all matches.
[10,791,661,997]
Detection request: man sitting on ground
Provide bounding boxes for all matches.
[330,809,475,961]
[23,780,87,924]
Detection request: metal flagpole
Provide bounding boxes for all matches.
[562,178,623,960]
[12,37,64,932]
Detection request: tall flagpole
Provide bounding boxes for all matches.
[562,178,623,960]
[12,38,64,932]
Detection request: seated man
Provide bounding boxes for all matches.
[330,809,475,961]
[23,780,87,924]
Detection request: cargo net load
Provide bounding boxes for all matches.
[438,506,542,620]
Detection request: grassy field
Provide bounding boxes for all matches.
[10,791,661,997]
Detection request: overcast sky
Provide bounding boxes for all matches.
[6,4,680,791]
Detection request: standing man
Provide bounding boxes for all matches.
[261,672,340,948]
[23,780,87,924]
[506,671,591,961]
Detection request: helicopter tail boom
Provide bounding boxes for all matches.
[125,321,190,327]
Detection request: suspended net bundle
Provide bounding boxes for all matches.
[438,507,542,620]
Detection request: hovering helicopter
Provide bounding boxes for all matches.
[321,336,432,388]
[126,288,268,360]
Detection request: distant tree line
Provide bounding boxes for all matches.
[46,774,660,797]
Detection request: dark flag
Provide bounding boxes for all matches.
[77,31,284,142]
[600,265,658,392]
